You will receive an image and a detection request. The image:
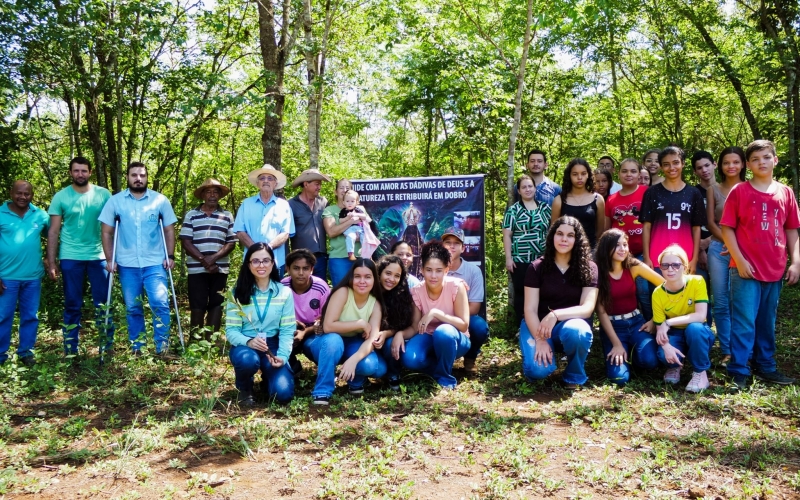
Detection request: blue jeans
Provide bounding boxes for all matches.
[465,315,489,360]
[118,265,171,353]
[656,323,714,373]
[727,272,782,377]
[61,259,113,354]
[695,264,714,326]
[634,254,653,321]
[313,253,328,281]
[519,318,593,385]
[229,336,294,404]
[304,333,387,398]
[383,324,471,388]
[601,313,658,386]
[328,258,353,287]
[0,279,41,363]
[707,240,731,354]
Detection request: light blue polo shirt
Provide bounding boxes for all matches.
[0,202,49,280]
[98,189,178,268]
[233,194,295,268]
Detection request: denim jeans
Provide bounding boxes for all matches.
[465,315,489,360]
[601,313,659,386]
[727,272,782,377]
[61,259,113,354]
[118,265,171,353]
[0,279,41,363]
[229,336,294,404]
[383,324,471,388]
[519,318,593,385]
[313,253,328,281]
[656,323,714,373]
[634,254,653,321]
[304,333,387,398]
[328,258,353,288]
[695,264,714,326]
[707,240,731,354]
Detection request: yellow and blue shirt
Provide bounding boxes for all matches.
[652,275,709,329]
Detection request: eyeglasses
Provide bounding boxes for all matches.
[659,262,683,271]
[257,175,277,182]
[250,258,273,267]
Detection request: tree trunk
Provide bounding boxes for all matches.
[506,0,535,203]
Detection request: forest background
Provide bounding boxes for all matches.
[2,0,800,279]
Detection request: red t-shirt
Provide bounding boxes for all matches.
[720,181,800,282]
[605,186,646,255]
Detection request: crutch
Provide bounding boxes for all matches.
[159,215,184,350]
[101,215,120,365]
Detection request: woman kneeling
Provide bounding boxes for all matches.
[226,243,295,406]
[520,216,597,389]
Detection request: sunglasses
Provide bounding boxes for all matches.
[659,262,683,271]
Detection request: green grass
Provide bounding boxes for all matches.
[0,279,799,498]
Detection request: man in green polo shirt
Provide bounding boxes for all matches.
[47,157,112,356]
[0,180,49,366]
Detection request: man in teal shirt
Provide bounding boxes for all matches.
[99,163,178,355]
[0,180,49,365]
[47,157,112,356]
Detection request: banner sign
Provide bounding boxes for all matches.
[350,175,485,281]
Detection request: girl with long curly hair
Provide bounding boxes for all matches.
[520,215,597,389]
[376,255,415,390]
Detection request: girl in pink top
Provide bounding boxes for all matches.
[387,241,470,389]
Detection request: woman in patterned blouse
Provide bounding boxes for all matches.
[503,174,552,327]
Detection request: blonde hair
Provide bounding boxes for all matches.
[343,189,360,203]
[657,244,689,273]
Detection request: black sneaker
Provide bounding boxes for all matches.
[349,386,364,396]
[20,356,36,367]
[237,390,255,407]
[388,377,401,392]
[730,373,750,391]
[754,370,796,385]
[313,396,330,406]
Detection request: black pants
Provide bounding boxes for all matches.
[187,273,228,311]
[511,262,532,328]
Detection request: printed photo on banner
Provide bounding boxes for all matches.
[350,175,486,280]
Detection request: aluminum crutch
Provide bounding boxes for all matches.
[101,215,120,365]
[159,215,184,350]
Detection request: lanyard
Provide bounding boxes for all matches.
[253,288,274,327]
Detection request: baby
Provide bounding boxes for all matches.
[339,190,375,260]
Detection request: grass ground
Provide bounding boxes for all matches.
[0,280,799,499]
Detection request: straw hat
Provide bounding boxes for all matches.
[193,178,230,200]
[247,164,287,189]
[291,168,332,187]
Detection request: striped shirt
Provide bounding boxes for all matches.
[179,206,236,274]
[225,280,296,363]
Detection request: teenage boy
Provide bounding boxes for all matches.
[604,159,651,318]
[518,149,561,206]
[720,139,800,388]
[640,146,707,274]
[47,157,112,356]
[598,156,622,194]
[442,227,488,374]
[691,151,716,325]
[280,249,330,374]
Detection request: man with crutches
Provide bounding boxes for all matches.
[99,162,179,356]
[47,157,112,358]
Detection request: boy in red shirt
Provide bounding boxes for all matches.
[721,140,800,388]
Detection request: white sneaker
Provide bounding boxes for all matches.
[664,367,682,384]
[686,371,709,393]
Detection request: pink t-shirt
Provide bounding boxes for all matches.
[605,186,646,255]
[410,276,467,334]
[280,275,330,325]
[720,181,800,282]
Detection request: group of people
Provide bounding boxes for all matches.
[0,159,490,407]
[503,141,799,392]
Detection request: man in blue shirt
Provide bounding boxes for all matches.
[0,180,49,365]
[515,149,561,206]
[99,162,178,355]
[233,164,295,277]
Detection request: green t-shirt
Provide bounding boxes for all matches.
[48,184,111,260]
[322,204,360,258]
[0,202,49,280]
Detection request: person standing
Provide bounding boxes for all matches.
[233,164,294,277]
[442,227,489,374]
[323,178,360,286]
[551,158,605,249]
[47,157,112,356]
[99,162,178,355]
[0,180,49,365]
[691,150,716,325]
[517,149,561,207]
[179,178,236,335]
[598,156,622,194]
[288,169,331,280]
